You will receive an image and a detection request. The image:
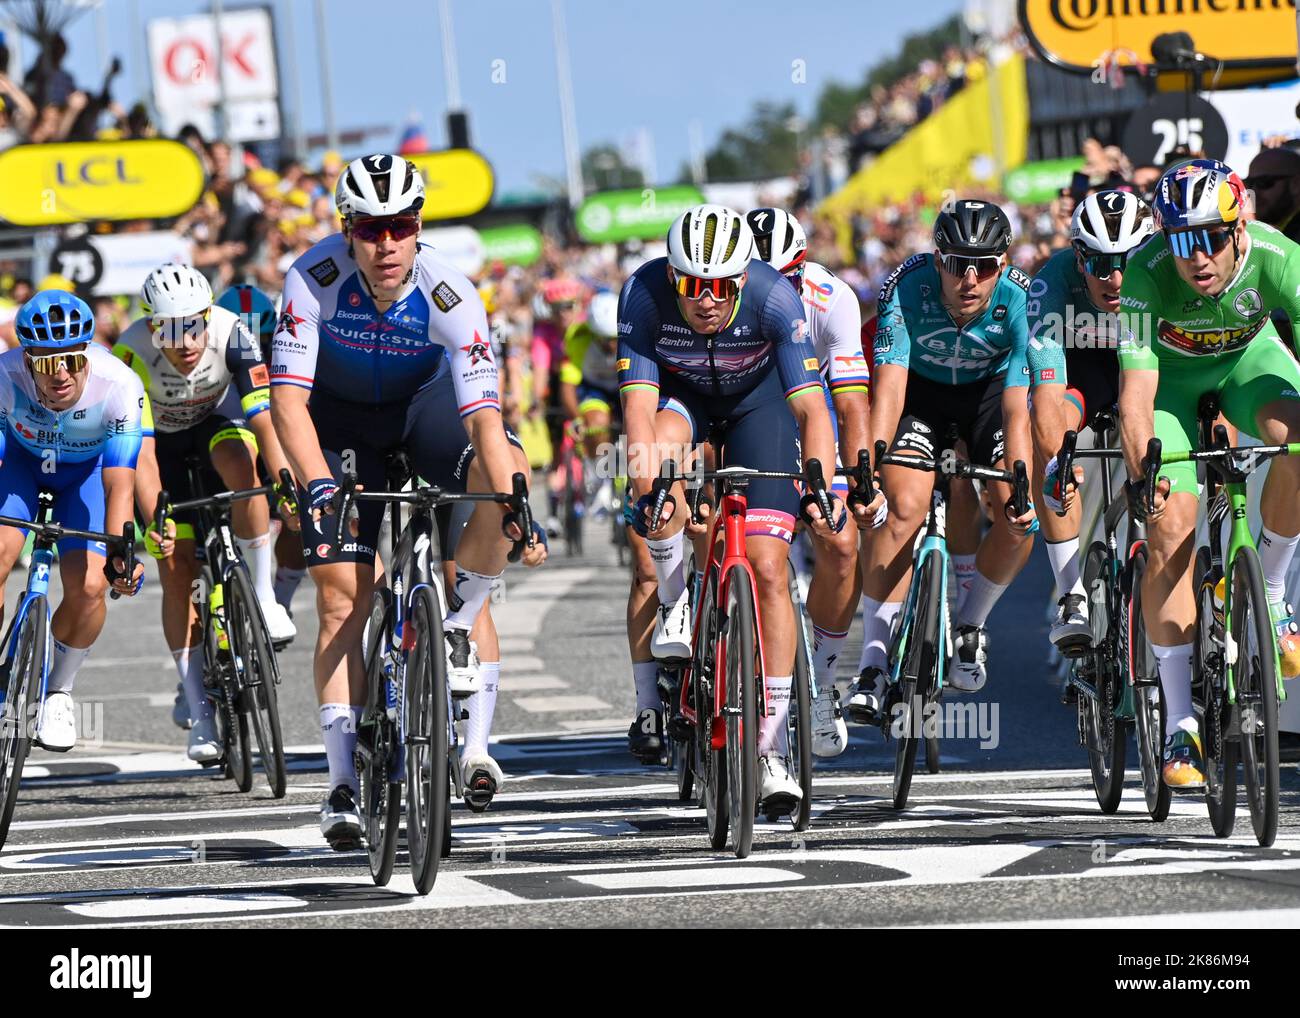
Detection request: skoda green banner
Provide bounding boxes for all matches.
[575,185,705,244]
[1003,158,1085,205]
[480,224,544,266]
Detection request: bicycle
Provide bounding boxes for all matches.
[661,459,828,858]
[1053,420,1167,819]
[1158,393,1299,847]
[865,438,1029,810]
[341,464,533,894]
[0,494,135,849]
[156,458,294,798]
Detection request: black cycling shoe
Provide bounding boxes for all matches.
[319,783,363,851]
[628,708,664,762]
[846,666,889,725]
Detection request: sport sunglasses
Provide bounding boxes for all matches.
[938,253,1002,281]
[350,215,421,243]
[670,268,745,301]
[1080,250,1127,280]
[27,350,88,375]
[1166,226,1234,259]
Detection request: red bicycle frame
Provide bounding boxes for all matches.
[679,483,771,750]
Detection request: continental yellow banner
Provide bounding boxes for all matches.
[820,54,1029,219]
[1021,0,1297,75]
[405,149,495,221]
[0,140,205,225]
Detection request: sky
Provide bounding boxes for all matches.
[28,0,966,195]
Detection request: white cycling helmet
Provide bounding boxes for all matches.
[745,207,807,275]
[666,204,753,278]
[141,263,213,318]
[588,291,619,338]
[1071,189,1156,255]
[336,153,426,219]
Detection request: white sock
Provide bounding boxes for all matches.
[235,531,276,605]
[645,531,686,604]
[274,566,307,610]
[1151,642,1196,737]
[48,639,89,695]
[1258,526,1300,605]
[858,596,902,673]
[952,553,977,610]
[461,661,499,760]
[956,570,1009,629]
[1045,537,1084,598]
[320,703,361,793]
[632,660,660,713]
[173,645,212,722]
[811,624,848,689]
[759,675,792,755]
[446,567,501,631]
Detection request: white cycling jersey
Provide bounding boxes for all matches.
[270,233,499,418]
[801,261,869,397]
[113,306,270,435]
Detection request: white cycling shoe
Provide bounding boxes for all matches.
[172,681,193,730]
[320,784,363,851]
[651,589,692,662]
[445,629,482,695]
[260,599,297,645]
[1049,593,1091,658]
[462,753,503,813]
[811,687,848,757]
[36,692,76,752]
[187,715,222,764]
[947,625,989,692]
[758,755,802,815]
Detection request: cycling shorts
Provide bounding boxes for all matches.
[892,371,1007,469]
[155,412,255,543]
[1063,346,1119,432]
[0,446,106,555]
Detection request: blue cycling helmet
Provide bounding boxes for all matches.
[215,284,277,345]
[15,290,95,349]
[1152,158,1246,231]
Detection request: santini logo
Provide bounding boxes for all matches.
[50,950,151,998]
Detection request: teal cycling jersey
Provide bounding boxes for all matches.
[1025,246,1120,386]
[873,253,1031,387]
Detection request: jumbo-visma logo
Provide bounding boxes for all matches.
[0,140,205,226]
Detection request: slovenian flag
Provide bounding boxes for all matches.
[398,120,428,155]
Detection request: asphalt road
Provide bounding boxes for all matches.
[3,516,1300,930]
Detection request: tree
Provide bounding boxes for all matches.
[581,143,644,192]
[700,101,801,183]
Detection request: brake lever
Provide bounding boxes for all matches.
[1143,437,1162,515]
[1011,460,1030,518]
[649,460,678,535]
[506,472,533,564]
[109,521,137,600]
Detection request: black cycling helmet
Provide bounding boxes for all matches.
[932,199,1013,257]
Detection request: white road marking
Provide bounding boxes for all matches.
[513,695,613,713]
[500,655,547,673]
[499,675,570,691]
[67,893,308,918]
[572,866,804,890]
[558,720,626,732]
[916,907,1300,929]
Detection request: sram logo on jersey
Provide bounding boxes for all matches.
[432,281,462,313]
[308,257,339,287]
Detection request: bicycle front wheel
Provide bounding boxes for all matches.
[1231,546,1279,847]
[0,603,46,849]
[894,552,943,810]
[225,563,287,798]
[1194,548,1235,836]
[723,569,759,859]
[1084,542,1126,813]
[1130,543,1170,821]
[405,586,450,894]
[694,572,728,849]
[360,589,400,886]
[206,587,252,793]
[788,584,813,831]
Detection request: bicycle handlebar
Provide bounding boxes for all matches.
[167,482,275,516]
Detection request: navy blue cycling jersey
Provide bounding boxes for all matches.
[616,258,823,403]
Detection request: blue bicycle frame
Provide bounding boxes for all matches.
[1,544,54,711]
[888,490,951,694]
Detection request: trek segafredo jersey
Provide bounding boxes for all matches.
[0,344,143,468]
[800,261,870,397]
[873,253,1031,387]
[271,233,499,417]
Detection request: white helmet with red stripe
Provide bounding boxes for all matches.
[745,208,808,275]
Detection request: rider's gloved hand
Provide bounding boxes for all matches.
[632,491,676,538]
[1041,455,1084,517]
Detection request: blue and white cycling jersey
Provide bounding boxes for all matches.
[0,344,143,469]
[616,258,822,402]
[874,253,1031,388]
[271,233,498,417]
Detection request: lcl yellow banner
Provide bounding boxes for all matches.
[405,150,495,221]
[0,140,205,225]
[1020,0,1298,74]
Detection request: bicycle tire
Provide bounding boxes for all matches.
[893,552,942,810]
[1130,544,1170,822]
[360,588,400,886]
[695,572,728,849]
[788,591,813,831]
[723,568,759,858]
[925,721,941,775]
[0,603,45,849]
[406,586,450,895]
[1231,546,1279,847]
[1197,548,1237,837]
[225,563,287,798]
[1083,542,1126,814]
[206,585,252,792]
[563,451,583,557]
